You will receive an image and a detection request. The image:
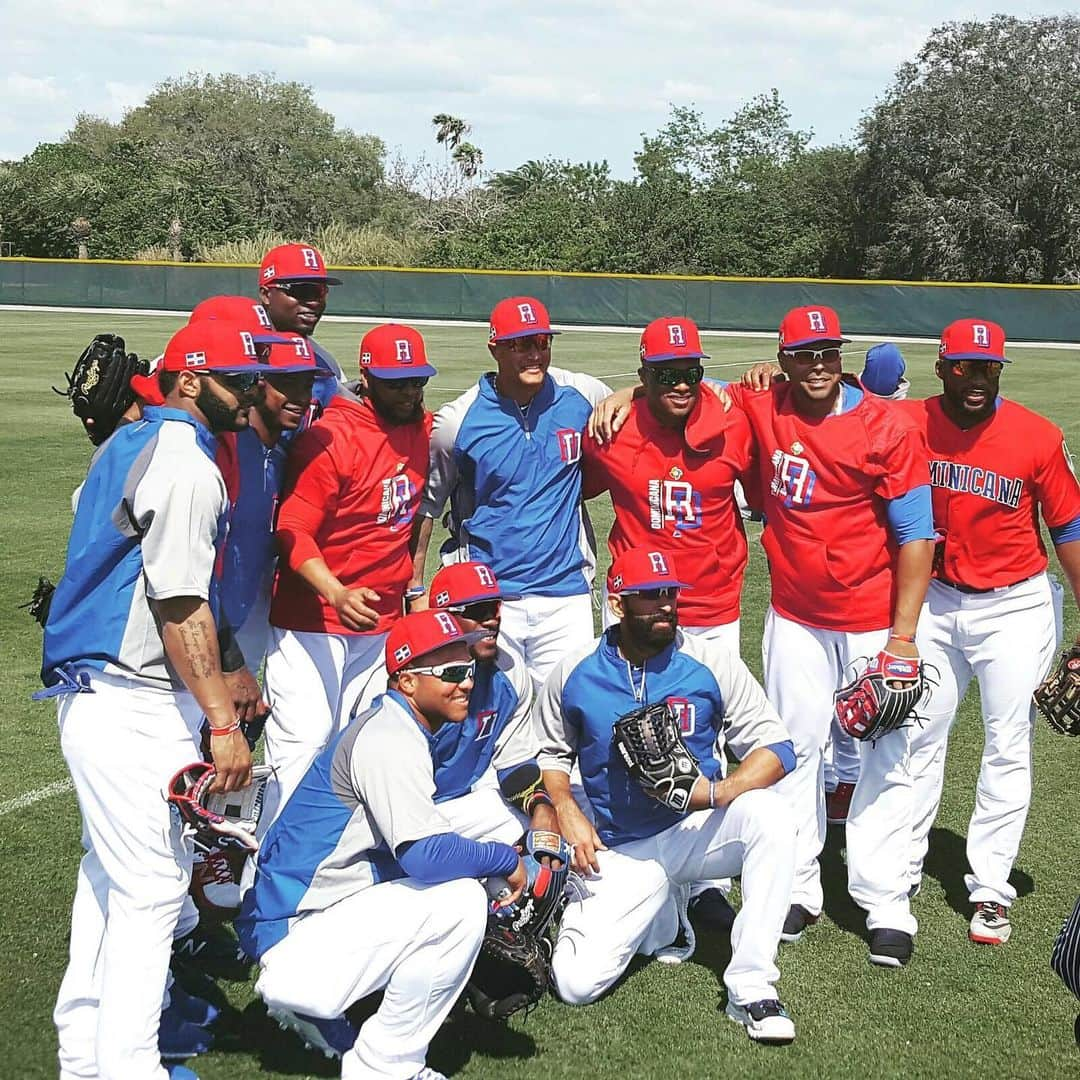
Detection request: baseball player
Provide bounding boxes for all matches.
[237,610,524,1076]
[262,323,435,821]
[897,318,1080,945]
[725,306,935,967]
[537,546,797,1042]
[411,296,611,690]
[38,319,282,1080]
[258,242,345,411]
[426,561,560,843]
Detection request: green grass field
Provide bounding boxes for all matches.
[3,308,1080,1079]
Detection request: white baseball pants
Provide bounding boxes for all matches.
[762,607,917,935]
[824,722,862,789]
[262,627,387,826]
[53,671,202,1080]
[254,878,486,1079]
[910,574,1058,906]
[499,593,595,693]
[552,788,795,1007]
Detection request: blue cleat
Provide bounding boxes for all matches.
[167,982,219,1027]
[268,1006,358,1058]
[159,1010,214,1060]
[166,1067,200,1080]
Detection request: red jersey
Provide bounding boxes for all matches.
[271,395,431,635]
[731,378,930,632]
[896,396,1080,589]
[582,385,753,627]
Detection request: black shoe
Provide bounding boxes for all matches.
[173,923,252,982]
[868,928,913,968]
[780,904,819,944]
[688,888,736,933]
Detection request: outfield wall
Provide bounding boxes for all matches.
[3,258,1079,341]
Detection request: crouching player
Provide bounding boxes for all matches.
[236,611,526,1078]
[427,560,559,843]
[537,546,799,1043]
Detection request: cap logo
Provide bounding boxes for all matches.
[291,337,311,358]
[301,247,320,270]
[395,339,413,363]
[972,323,990,348]
[648,551,670,574]
[394,644,412,664]
[475,565,496,588]
[612,574,623,590]
[185,350,207,368]
[434,590,450,607]
[434,611,458,636]
[262,265,276,281]
[360,350,372,367]
[240,331,257,357]
[668,324,686,346]
[807,310,827,333]
[254,304,272,329]
[517,302,537,325]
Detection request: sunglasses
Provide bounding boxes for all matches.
[269,282,329,303]
[404,660,476,684]
[947,359,1004,378]
[503,334,552,353]
[199,370,263,393]
[780,347,843,364]
[369,375,429,390]
[446,599,501,621]
[621,587,680,600]
[645,365,705,387]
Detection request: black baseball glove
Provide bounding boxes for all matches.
[20,575,56,628]
[833,650,928,742]
[467,921,552,1021]
[55,334,148,445]
[1034,644,1080,736]
[612,701,703,812]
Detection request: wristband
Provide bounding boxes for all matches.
[524,790,554,815]
[708,779,717,808]
[889,631,916,643]
[208,720,241,738]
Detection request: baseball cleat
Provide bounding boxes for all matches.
[411,1070,449,1080]
[908,878,922,899]
[688,888,737,933]
[268,1006,359,1058]
[159,1013,214,1060]
[825,781,856,825]
[780,904,819,943]
[167,983,219,1027]
[166,1067,200,1080]
[725,999,796,1044]
[969,902,1012,945]
[868,928,913,967]
[173,923,252,981]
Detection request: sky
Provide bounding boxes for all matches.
[1,1,1066,177]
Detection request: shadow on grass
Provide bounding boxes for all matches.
[820,824,868,939]
[922,826,1034,916]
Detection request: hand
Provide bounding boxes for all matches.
[741,361,784,390]
[209,729,253,794]
[223,666,269,725]
[331,585,381,632]
[587,386,636,444]
[502,856,528,907]
[557,800,606,876]
[884,636,920,689]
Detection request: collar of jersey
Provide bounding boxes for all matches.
[385,687,440,743]
[600,625,679,670]
[636,381,733,454]
[141,405,218,456]
[482,370,555,413]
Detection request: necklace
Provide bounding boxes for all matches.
[625,656,647,703]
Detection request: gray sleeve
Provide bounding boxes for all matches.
[536,641,595,773]
[491,650,539,771]
[350,714,450,851]
[419,396,466,520]
[548,365,612,408]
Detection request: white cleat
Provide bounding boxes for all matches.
[969,902,1012,945]
[725,999,796,1044]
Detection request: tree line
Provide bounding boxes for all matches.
[1,15,1077,284]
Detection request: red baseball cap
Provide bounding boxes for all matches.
[938,318,1010,364]
[259,243,343,286]
[267,334,335,375]
[160,320,286,374]
[488,296,561,342]
[428,561,520,609]
[778,305,850,350]
[385,610,468,675]
[190,295,275,333]
[640,316,710,363]
[359,323,437,379]
[607,546,690,594]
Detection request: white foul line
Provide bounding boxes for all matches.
[0,777,74,817]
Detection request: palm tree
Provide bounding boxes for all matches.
[452,142,484,180]
[431,114,470,152]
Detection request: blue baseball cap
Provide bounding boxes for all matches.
[861,343,906,397]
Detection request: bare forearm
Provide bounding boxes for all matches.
[542,769,578,815]
[892,539,934,638]
[156,596,235,728]
[410,515,435,586]
[693,747,785,811]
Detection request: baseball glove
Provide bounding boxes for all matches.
[54,334,148,445]
[467,919,551,1021]
[1033,645,1080,736]
[834,650,926,741]
[166,762,274,853]
[20,575,56,628]
[612,702,703,812]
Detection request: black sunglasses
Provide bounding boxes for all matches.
[645,365,705,387]
[269,282,329,303]
[370,375,430,390]
[199,370,262,393]
[446,599,501,621]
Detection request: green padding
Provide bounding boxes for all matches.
[3,261,1080,342]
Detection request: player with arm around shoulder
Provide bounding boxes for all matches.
[538,546,798,1044]
[237,611,526,1077]
[898,319,1080,945]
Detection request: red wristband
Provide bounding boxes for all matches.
[888,631,916,643]
[208,720,240,738]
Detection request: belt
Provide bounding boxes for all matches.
[937,572,1040,595]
